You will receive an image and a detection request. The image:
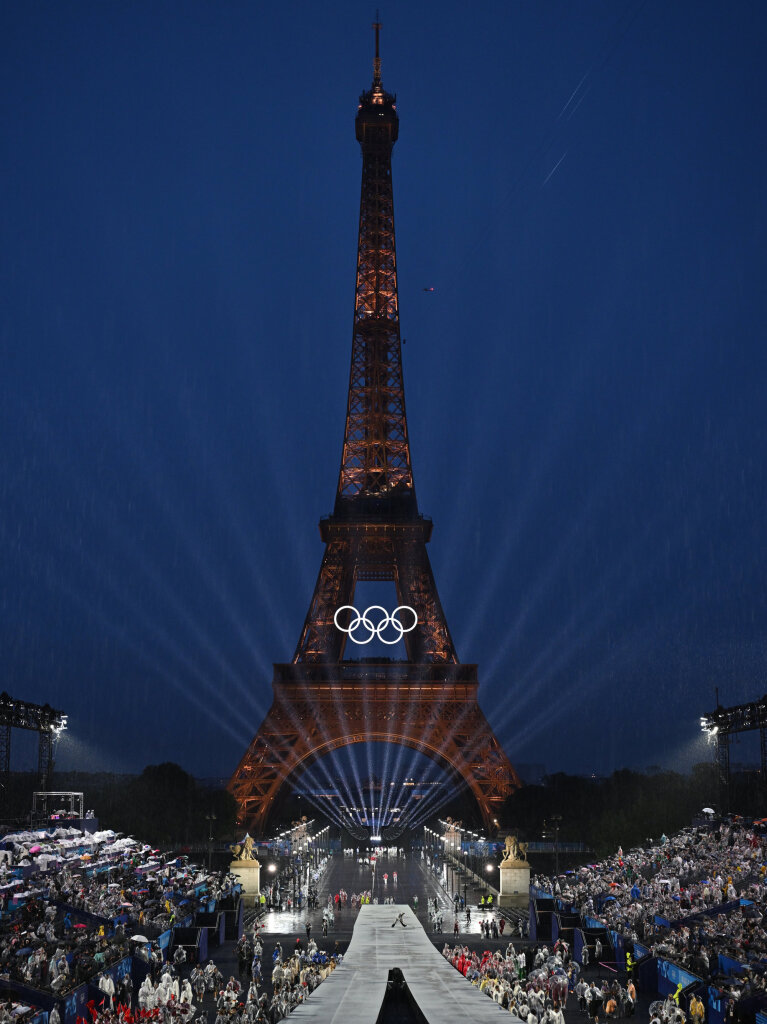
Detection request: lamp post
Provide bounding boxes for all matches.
[543,815,563,877]
[205,812,216,871]
[485,862,494,895]
[267,862,277,908]
[552,816,562,877]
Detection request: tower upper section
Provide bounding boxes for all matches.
[335,23,415,516]
[355,16,398,152]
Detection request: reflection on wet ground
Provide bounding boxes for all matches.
[257,852,524,940]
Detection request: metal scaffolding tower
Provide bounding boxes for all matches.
[0,693,67,794]
[701,695,767,812]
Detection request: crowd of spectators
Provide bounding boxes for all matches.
[532,821,767,968]
[0,825,237,1011]
[442,939,580,1018]
[0,821,342,1024]
[77,930,342,1024]
[529,819,767,1021]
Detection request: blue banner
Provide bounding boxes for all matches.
[63,984,89,1024]
[708,986,727,1024]
[717,955,747,977]
[657,959,701,997]
[157,929,172,959]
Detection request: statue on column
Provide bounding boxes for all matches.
[501,835,529,865]
[230,835,257,861]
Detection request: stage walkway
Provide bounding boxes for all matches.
[289,904,519,1022]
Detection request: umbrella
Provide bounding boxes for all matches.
[702,807,715,814]
[29,845,42,854]
[130,934,149,943]
[74,923,87,929]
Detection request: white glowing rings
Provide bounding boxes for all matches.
[333,605,418,645]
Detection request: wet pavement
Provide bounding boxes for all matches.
[256,851,527,942]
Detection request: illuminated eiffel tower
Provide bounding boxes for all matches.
[229,22,521,834]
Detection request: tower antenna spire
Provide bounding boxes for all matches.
[372,11,382,86]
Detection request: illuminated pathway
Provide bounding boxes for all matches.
[258,850,514,939]
[288,903,521,1022]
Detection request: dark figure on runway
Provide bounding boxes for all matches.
[391,912,407,928]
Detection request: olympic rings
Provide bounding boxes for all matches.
[333,605,418,645]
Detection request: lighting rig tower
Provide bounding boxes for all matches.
[230,24,521,835]
[701,695,767,812]
[0,694,67,794]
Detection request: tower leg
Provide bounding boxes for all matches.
[716,732,730,813]
[0,724,10,811]
[293,541,355,662]
[38,730,54,791]
[0,724,10,777]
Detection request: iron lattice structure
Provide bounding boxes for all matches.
[0,692,67,792]
[230,27,521,835]
[701,695,767,810]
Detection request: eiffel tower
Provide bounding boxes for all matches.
[229,23,521,835]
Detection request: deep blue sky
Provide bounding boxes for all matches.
[2,1,765,783]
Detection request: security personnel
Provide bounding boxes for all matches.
[626,951,635,977]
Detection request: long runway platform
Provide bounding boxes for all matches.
[289,903,521,1023]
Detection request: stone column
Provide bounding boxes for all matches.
[499,860,530,903]
[230,858,261,907]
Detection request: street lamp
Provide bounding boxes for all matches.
[543,815,563,877]
[205,812,217,871]
[485,862,494,894]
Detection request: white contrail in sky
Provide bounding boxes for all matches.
[557,72,590,121]
[543,151,568,185]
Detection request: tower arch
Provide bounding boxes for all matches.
[229,665,519,836]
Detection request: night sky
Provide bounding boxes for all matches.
[2,1,766,784]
